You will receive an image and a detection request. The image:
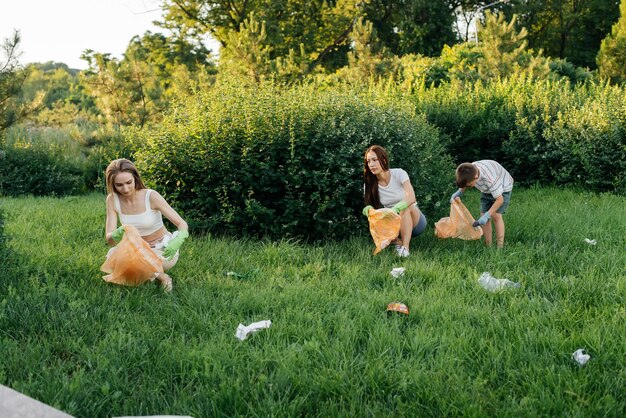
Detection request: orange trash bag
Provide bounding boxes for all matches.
[434,200,483,240]
[100,225,164,286]
[368,208,401,255]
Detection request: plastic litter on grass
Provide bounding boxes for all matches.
[390,267,406,278]
[236,320,272,341]
[572,349,591,365]
[478,272,520,292]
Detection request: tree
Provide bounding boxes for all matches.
[161,0,364,75]
[363,0,459,57]
[509,0,620,69]
[80,31,216,128]
[331,17,399,84]
[0,30,41,133]
[477,11,548,80]
[597,0,626,84]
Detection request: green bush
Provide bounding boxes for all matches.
[132,83,453,240]
[413,77,626,194]
[0,125,135,196]
[503,81,626,193]
[413,79,518,164]
[0,146,85,196]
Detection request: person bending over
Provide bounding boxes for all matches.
[450,160,513,248]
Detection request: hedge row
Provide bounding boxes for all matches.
[132,83,454,240]
[414,76,626,194]
[0,126,133,197]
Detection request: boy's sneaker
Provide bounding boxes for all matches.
[396,246,410,258]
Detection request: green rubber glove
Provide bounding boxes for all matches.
[111,225,125,243]
[392,200,409,213]
[162,230,189,260]
[362,205,373,217]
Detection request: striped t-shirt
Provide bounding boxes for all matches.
[473,160,514,198]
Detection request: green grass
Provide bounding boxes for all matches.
[1,188,625,417]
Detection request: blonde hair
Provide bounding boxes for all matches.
[105,158,146,194]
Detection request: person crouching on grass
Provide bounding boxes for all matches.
[450,160,514,248]
[104,158,189,292]
[362,145,427,258]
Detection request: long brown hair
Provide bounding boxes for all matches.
[363,145,389,208]
[105,158,146,194]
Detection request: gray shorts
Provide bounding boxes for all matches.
[480,191,512,214]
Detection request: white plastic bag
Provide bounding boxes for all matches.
[235,320,272,341]
[478,272,520,292]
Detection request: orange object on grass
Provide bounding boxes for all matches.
[434,200,483,240]
[100,225,164,286]
[367,208,401,255]
[386,302,410,315]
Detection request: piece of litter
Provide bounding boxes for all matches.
[572,348,591,365]
[478,272,520,292]
[225,271,243,278]
[390,267,406,278]
[386,302,409,315]
[235,320,272,341]
[584,238,597,246]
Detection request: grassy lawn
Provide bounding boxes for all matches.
[1,188,625,417]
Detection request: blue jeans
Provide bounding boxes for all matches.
[480,191,512,214]
[411,212,427,237]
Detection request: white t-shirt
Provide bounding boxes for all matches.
[378,168,411,208]
[473,160,514,198]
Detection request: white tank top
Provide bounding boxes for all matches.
[113,189,164,236]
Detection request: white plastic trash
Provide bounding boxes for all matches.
[236,320,272,341]
[584,238,597,246]
[390,267,406,278]
[572,348,591,365]
[478,272,520,292]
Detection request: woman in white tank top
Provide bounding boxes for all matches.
[363,145,427,258]
[104,158,189,292]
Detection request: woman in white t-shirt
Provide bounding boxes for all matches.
[362,145,427,257]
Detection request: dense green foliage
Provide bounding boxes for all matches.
[0,31,34,132]
[414,77,626,193]
[508,0,620,69]
[597,0,626,84]
[131,83,453,239]
[0,125,132,197]
[1,190,625,416]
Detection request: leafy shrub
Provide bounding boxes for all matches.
[132,83,453,240]
[0,145,85,196]
[0,124,135,196]
[413,77,519,163]
[413,77,626,194]
[503,81,626,193]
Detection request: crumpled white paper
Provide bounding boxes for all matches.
[572,348,591,365]
[236,320,272,341]
[478,272,520,292]
[584,238,597,246]
[390,267,405,278]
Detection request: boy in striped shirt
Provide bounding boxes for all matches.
[450,160,514,248]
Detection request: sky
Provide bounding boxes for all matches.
[1,0,218,70]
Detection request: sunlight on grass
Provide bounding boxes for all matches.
[0,188,625,416]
